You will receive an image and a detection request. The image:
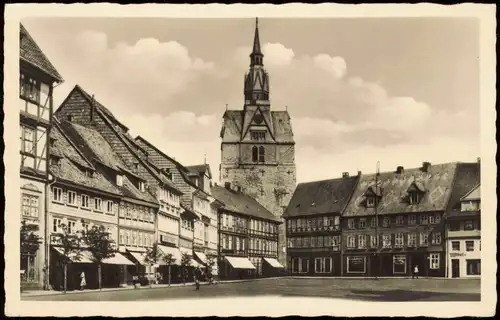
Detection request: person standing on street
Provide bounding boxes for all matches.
[80,271,86,290]
[412,265,419,279]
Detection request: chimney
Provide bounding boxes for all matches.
[396,166,404,174]
[357,171,362,176]
[477,157,481,164]
[342,172,349,178]
[224,182,231,190]
[422,162,431,172]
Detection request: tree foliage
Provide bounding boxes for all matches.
[20,220,42,254]
[180,252,192,284]
[83,224,116,263]
[144,242,161,266]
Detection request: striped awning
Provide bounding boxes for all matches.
[102,253,135,265]
[194,251,207,264]
[263,257,284,269]
[225,256,256,270]
[128,251,147,265]
[53,247,93,263]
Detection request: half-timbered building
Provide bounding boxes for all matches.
[19,23,63,289]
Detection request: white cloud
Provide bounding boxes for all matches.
[30,27,477,184]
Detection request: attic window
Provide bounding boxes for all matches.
[116,174,123,187]
[139,181,145,192]
[50,157,60,166]
[366,197,376,208]
[250,130,266,141]
[409,192,420,205]
[133,162,139,170]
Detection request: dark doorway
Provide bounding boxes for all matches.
[451,259,460,278]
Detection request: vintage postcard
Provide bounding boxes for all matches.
[3,3,496,317]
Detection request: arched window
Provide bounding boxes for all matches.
[252,146,258,162]
[258,146,265,163]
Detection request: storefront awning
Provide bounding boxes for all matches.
[53,247,93,263]
[263,257,284,269]
[102,253,135,265]
[158,245,182,266]
[194,251,207,264]
[225,256,256,270]
[179,247,200,267]
[128,251,147,266]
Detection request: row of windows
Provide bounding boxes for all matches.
[157,187,180,208]
[119,229,154,247]
[53,187,115,214]
[250,130,266,141]
[347,214,442,229]
[448,219,481,231]
[287,216,340,232]
[365,190,422,208]
[220,234,278,254]
[451,240,481,252]
[344,254,441,273]
[118,203,154,223]
[220,213,278,235]
[51,217,114,239]
[291,257,335,274]
[287,236,341,248]
[345,232,442,249]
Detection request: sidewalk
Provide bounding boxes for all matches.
[21,277,281,297]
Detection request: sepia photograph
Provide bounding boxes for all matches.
[3,3,496,317]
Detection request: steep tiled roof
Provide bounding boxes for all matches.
[343,162,458,217]
[462,184,480,201]
[20,24,63,82]
[57,120,157,204]
[446,162,480,218]
[211,185,280,223]
[185,164,211,178]
[50,124,120,195]
[221,110,294,143]
[283,176,359,218]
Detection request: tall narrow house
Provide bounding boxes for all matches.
[219,18,296,266]
[19,23,63,289]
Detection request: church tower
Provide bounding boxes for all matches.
[219,18,297,267]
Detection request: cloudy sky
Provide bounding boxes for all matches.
[22,17,480,183]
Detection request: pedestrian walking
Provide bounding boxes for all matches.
[412,265,419,279]
[79,271,86,290]
[194,267,201,291]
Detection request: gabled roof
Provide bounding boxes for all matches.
[50,122,121,196]
[446,162,480,218]
[211,185,280,223]
[57,120,158,204]
[283,176,359,218]
[185,164,212,179]
[20,23,63,82]
[462,184,480,201]
[343,162,458,217]
[221,110,294,144]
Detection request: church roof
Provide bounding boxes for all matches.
[221,110,294,144]
[343,162,458,217]
[283,175,359,218]
[211,185,281,223]
[20,23,63,82]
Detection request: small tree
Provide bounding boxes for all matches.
[144,242,161,288]
[180,252,192,285]
[83,224,116,291]
[205,254,217,284]
[163,253,176,286]
[20,220,42,283]
[51,219,84,293]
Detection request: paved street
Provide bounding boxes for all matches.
[22,277,480,301]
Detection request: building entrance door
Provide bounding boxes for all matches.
[451,259,460,278]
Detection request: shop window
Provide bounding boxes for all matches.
[393,255,407,274]
[466,259,481,275]
[314,257,332,274]
[346,256,366,273]
[300,258,309,273]
[429,253,440,269]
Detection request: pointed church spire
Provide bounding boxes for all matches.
[250,17,263,66]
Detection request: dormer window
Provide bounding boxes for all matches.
[366,197,375,208]
[364,185,382,208]
[139,181,145,192]
[407,181,426,205]
[116,174,123,186]
[409,192,420,205]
